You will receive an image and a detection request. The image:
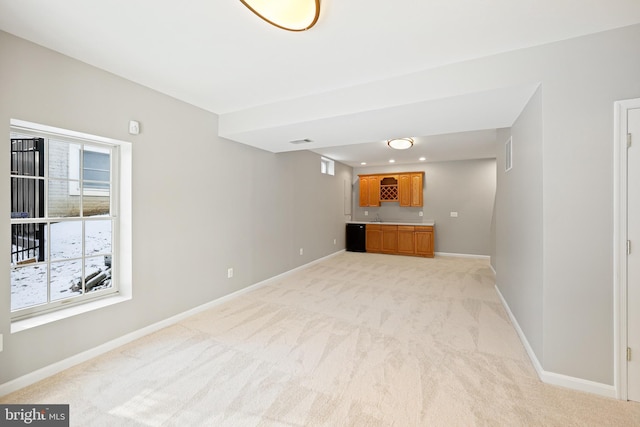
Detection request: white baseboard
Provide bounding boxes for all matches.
[435,252,490,260]
[494,284,617,399]
[0,250,345,398]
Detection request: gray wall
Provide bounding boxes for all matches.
[356,24,640,385]
[495,86,544,362]
[353,158,497,256]
[0,31,351,386]
[488,25,640,384]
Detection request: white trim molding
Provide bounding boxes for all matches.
[495,284,617,399]
[613,97,640,401]
[435,252,490,260]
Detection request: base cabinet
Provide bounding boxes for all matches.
[381,225,398,253]
[365,224,382,253]
[414,226,434,257]
[397,226,416,255]
[364,224,434,258]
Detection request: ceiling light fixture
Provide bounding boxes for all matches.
[387,137,414,150]
[240,0,320,31]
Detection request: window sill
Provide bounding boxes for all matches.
[11,293,131,334]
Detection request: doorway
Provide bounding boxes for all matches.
[616,98,640,401]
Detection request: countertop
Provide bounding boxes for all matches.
[347,220,435,226]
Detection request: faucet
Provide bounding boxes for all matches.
[374,213,382,223]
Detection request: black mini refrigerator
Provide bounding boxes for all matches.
[346,223,366,252]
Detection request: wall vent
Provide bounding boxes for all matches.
[289,138,313,145]
[505,137,513,172]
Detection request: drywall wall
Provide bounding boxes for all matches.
[0,31,351,386]
[353,158,497,256]
[495,87,544,362]
[488,25,639,385]
[353,24,640,386]
[535,26,640,384]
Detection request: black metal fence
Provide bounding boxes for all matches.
[11,138,45,263]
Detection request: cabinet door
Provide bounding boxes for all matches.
[398,174,411,207]
[365,225,382,252]
[415,226,434,257]
[368,176,380,206]
[397,226,415,255]
[381,225,398,253]
[359,176,370,207]
[359,176,380,207]
[411,173,423,207]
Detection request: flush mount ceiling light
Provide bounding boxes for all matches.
[387,138,414,150]
[240,0,320,31]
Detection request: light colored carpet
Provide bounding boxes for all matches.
[2,252,640,426]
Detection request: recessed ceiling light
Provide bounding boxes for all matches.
[389,159,395,163]
[360,162,367,165]
[419,157,426,161]
[387,138,414,150]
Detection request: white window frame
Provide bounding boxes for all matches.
[9,119,132,332]
[321,156,335,176]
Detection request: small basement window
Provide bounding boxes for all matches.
[321,157,335,175]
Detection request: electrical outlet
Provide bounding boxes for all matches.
[299,248,304,255]
[364,211,368,216]
[0,334,3,352]
[419,211,423,217]
[227,268,233,278]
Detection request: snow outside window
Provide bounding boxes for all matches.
[10,120,130,323]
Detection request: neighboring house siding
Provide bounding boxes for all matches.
[48,143,109,218]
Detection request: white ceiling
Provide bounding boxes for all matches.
[1,0,640,166]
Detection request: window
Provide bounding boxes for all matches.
[9,120,131,323]
[321,156,335,175]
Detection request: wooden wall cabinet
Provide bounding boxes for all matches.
[379,175,399,202]
[410,173,423,207]
[398,173,423,207]
[398,175,411,207]
[359,172,423,207]
[359,175,380,207]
